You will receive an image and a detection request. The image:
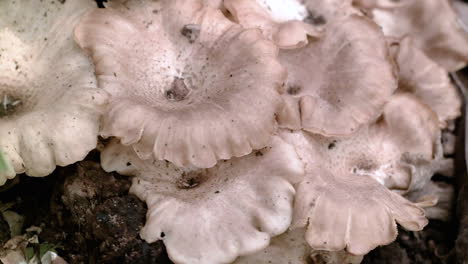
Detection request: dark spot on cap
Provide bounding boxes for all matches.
[181,24,201,43]
[255,151,264,157]
[0,94,23,118]
[160,232,165,238]
[166,77,189,101]
[287,85,302,95]
[327,141,336,150]
[176,171,205,189]
[304,10,326,25]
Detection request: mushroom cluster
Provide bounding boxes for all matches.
[1,0,467,263]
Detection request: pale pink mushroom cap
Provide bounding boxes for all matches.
[234,228,363,264]
[75,0,286,168]
[225,0,322,49]
[277,15,397,136]
[0,0,108,184]
[390,36,462,127]
[370,0,468,71]
[280,93,438,255]
[101,137,304,264]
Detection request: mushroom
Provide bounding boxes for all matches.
[0,0,108,184]
[101,137,304,264]
[75,0,286,168]
[234,228,363,264]
[280,93,438,255]
[389,36,462,127]
[369,0,468,71]
[277,15,397,136]
[224,0,322,49]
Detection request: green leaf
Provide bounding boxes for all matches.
[0,201,14,212]
[39,243,58,258]
[24,247,34,262]
[0,150,8,173]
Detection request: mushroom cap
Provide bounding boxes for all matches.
[75,0,286,168]
[234,228,363,264]
[280,93,437,255]
[390,36,462,126]
[101,136,304,264]
[233,228,312,264]
[277,15,397,136]
[0,0,108,184]
[370,0,468,71]
[225,0,322,49]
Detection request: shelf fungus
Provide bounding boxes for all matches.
[101,137,304,264]
[369,0,468,71]
[0,0,108,184]
[277,15,397,136]
[75,0,286,168]
[280,94,439,255]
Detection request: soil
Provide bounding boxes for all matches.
[0,153,172,264]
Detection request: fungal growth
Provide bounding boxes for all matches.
[101,137,304,264]
[0,0,456,262]
[75,0,286,168]
[280,94,440,254]
[0,0,108,184]
[369,0,468,71]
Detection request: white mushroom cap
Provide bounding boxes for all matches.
[277,15,397,136]
[370,0,468,71]
[390,36,462,127]
[101,136,304,264]
[75,0,286,168]
[225,0,322,49]
[0,0,108,184]
[280,93,439,255]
